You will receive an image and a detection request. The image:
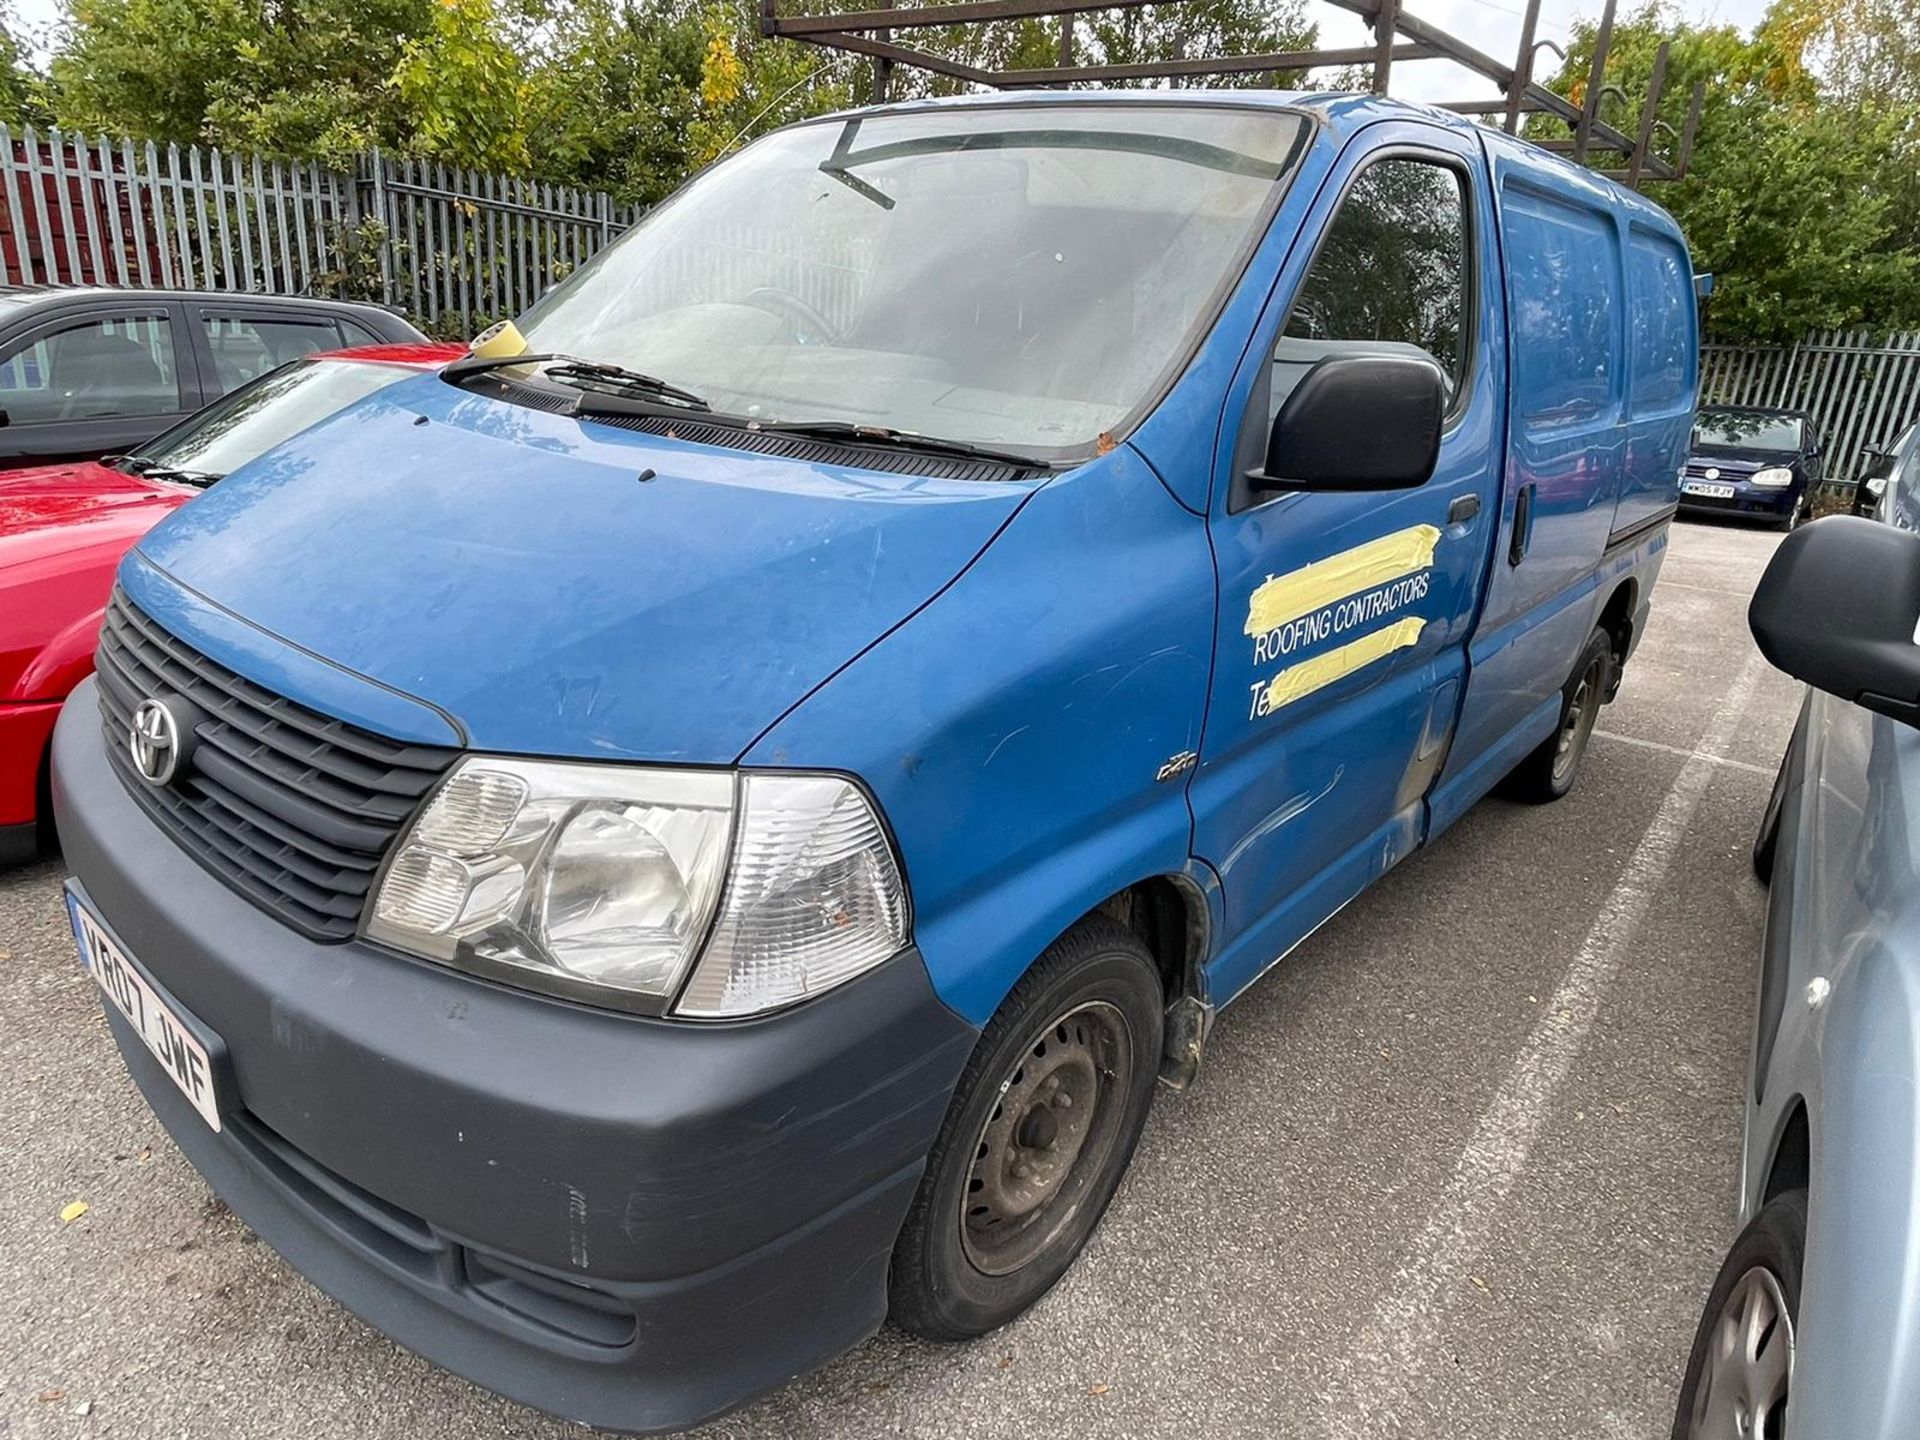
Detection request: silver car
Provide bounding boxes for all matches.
[1674,514,1920,1438]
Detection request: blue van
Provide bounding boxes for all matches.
[52,92,1696,1429]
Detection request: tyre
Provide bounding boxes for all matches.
[1507,626,1615,804]
[1671,1189,1805,1440]
[889,915,1163,1341]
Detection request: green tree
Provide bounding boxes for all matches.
[393,0,532,170]
[0,5,52,126]
[1532,0,1920,340]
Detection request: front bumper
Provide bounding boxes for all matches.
[1677,483,1800,519]
[53,680,980,1432]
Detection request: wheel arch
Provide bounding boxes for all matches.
[1597,576,1639,670]
[1762,1096,1811,1207]
[1078,871,1217,1087]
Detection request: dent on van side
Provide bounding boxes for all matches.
[52,90,1696,1432]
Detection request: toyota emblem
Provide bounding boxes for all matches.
[129,698,183,786]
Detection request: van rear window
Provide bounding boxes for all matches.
[1628,230,1693,410]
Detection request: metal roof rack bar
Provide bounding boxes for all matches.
[760,0,1698,184]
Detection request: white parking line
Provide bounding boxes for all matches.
[1320,647,1769,1436]
[1592,727,1775,776]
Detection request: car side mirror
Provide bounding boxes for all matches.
[1750,516,1920,726]
[1249,355,1444,493]
[1861,447,1896,481]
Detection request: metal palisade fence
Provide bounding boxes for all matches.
[1702,330,1920,487]
[0,124,642,335]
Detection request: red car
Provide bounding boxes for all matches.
[0,342,463,862]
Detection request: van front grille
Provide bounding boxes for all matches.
[93,588,455,941]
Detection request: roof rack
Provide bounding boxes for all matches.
[758,0,1702,185]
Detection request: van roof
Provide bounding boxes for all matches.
[821,88,1680,233]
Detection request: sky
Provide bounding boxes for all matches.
[5,0,1777,102]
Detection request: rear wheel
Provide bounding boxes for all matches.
[889,916,1162,1340]
[1672,1190,1804,1440]
[1508,626,1615,804]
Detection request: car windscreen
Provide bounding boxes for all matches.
[1693,411,1804,452]
[134,357,418,480]
[510,104,1312,459]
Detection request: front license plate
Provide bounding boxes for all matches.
[68,894,222,1132]
[1683,481,1736,499]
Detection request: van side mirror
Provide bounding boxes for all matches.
[1250,355,1444,493]
[1750,516,1920,726]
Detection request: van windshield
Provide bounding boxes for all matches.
[1694,411,1804,452]
[514,104,1311,459]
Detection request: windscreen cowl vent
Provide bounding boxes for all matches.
[457,373,1044,484]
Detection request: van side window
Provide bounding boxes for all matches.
[1273,157,1467,423]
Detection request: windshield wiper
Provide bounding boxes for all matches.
[441,350,708,412]
[109,454,220,487]
[543,361,709,412]
[142,464,221,487]
[753,420,1044,472]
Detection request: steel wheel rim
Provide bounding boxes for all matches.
[1688,1266,1794,1440]
[1552,654,1605,787]
[960,999,1134,1277]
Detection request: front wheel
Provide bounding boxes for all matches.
[1508,626,1615,804]
[888,916,1163,1340]
[1672,1190,1804,1440]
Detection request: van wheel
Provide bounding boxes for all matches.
[1508,626,1615,804]
[1671,1190,1804,1440]
[889,916,1162,1341]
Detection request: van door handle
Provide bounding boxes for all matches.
[1447,494,1481,525]
[1509,484,1536,566]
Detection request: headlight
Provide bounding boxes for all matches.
[1750,466,1795,488]
[364,757,909,1018]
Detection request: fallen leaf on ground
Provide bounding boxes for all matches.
[59,1200,89,1225]
[1088,1383,1111,1397]
[36,1388,64,1403]
[1469,1275,1489,1292]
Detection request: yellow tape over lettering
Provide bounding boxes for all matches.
[1244,524,1443,638]
[1256,617,1427,715]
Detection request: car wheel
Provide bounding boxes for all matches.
[1672,1189,1804,1440]
[888,915,1163,1341]
[1508,626,1615,804]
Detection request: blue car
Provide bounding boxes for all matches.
[1679,404,1823,530]
[1673,514,1920,1438]
[53,93,1697,1430]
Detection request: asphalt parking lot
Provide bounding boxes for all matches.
[0,516,1803,1439]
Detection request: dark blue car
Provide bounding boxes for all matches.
[1680,404,1823,529]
